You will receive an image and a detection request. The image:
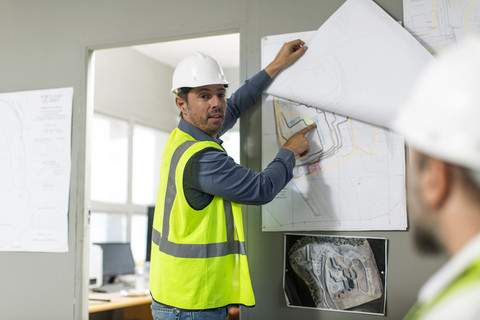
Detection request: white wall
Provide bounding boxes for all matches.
[94,47,178,131]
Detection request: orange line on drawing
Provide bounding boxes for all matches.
[414,0,438,36]
[465,0,476,36]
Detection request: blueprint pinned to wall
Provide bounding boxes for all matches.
[261,95,406,231]
[403,0,480,53]
[0,88,72,252]
[264,0,433,129]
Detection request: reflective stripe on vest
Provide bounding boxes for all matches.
[151,140,246,259]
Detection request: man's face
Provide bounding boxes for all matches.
[176,84,227,137]
[407,149,443,254]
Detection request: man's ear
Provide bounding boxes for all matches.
[175,96,187,114]
[419,157,450,209]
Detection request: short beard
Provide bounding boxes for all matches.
[407,154,444,255]
[412,223,443,255]
[186,103,222,137]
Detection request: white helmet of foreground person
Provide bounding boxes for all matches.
[171,52,229,94]
[393,35,480,182]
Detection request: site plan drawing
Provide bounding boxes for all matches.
[404,0,480,53]
[284,234,387,315]
[264,0,433,129]
[261,96,406,231]
[0,88,72,252]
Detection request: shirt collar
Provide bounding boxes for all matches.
[178,118,224,145]
[418,232,480,304]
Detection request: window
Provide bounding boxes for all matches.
[221,130,240,163]
[90,112,169,263]
[132,124,169,205]
[90,212,128,243]
[130,213,149,263]
[91,114,129,203]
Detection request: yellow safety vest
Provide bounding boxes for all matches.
[404,257,480,320]
[149,128,255,310]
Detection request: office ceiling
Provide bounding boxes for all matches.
[131,33,240,69]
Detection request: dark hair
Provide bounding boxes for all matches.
[176,87,191,118]
[177,87,191,103]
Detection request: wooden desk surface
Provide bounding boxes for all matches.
[89,291,152,313]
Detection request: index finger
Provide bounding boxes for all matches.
[299,123,317,135]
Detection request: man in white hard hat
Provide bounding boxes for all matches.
[393,36,480,320]
[149,39,316,319]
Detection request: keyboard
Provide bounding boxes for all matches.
[92,283,134,293]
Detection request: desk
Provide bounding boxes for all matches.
[89,291,152,320]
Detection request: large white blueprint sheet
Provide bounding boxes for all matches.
[0,88,72,252]
[265,0,433,129]
[261,96,406,231]
[403,0,480,53]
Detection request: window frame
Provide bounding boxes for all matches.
[90,110,169,260]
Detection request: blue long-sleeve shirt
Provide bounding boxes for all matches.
[180,70,296,210]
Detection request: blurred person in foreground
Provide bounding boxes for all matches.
[393,36,480,320]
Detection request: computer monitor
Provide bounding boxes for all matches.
[94,242,136,284]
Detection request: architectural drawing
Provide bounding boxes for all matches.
[404,0,480,53]
[262,96,407,231]
[284,234,386,315]
[0,88,72,252]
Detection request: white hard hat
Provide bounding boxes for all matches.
[171,52,229,94]
[393,35,480,172]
